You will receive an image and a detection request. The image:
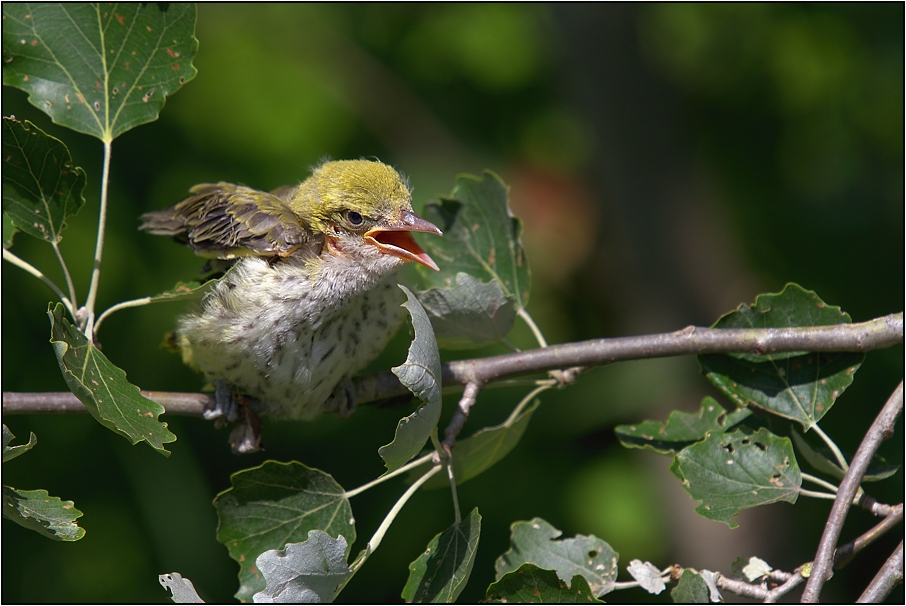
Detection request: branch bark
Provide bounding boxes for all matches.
[4,313,903,416]
[801,381,904,603]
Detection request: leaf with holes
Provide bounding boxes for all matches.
[486,564,603,604]
[2,118,86,245]
[402,508,481,603]
[418,172,530,311]
[616,397,752,455]
[495,518,618,598]
[2,486,84,541]
[416,272,517,349]
[671,428,801,528]
[699,284,863,429]
[253,532,353,604]
[2,3,198,141]
[48,303,175,456]
[213,460,354,603]
[379,286,442,473]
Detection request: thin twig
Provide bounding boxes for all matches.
[442,381,481,449]
[801,381,904,603]
[857,540,904,603]
[763,568,806,603]
[834,503,904,569]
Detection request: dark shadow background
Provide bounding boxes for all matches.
[3,4,903,603]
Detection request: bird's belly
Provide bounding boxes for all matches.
[179,262,406,420]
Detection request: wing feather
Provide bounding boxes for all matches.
[140,183,318,259]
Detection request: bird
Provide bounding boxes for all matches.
[140,159,442,443]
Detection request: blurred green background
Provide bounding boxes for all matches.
[3,4,902,603]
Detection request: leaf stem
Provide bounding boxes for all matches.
[83,139,112,336]
[800,473,839,494]
[51,241,78,312]
[517,307,548,348]
[351,464,442,572]
[344,452,435,499]
[3,249,75,319]
[798,488,840,501]
[811,424,849,472]
[94,296,156,335]
[445,452,462,524]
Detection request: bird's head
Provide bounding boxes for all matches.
[290,160,442,271]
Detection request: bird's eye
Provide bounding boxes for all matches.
[346,211,364,226]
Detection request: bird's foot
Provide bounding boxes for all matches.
[323,380,357,418]
[229,405,262,455]
[204,380,242,427]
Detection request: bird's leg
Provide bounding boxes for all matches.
[323,379,357,418]
[204,380,242,427]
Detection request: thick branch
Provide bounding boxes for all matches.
[801,381,904,603]
[3,314,902,416]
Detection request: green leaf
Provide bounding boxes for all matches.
[253,531,353,603]
[2,212,16,248]
[2,3,198,142]
[416,273,517,349]
[419,398,540,489]
[48,303,175,456]
[213,460,355,603]
[791,429,899,483]
[147,280,212,303]
[616,397,752,454]
[159,572,205,604]
[672,427,801,528]
[419,172,530,310]
[670,569,711,603]
[2,485,84,541]
[379,286,442,473]
[485,564,603,604]
[699,284,863,429]
[402,508,481,603]
[2,117,87,244]
[494,518,618,597]
[2,425,37,462]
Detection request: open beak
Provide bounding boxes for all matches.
[365,210,443,271]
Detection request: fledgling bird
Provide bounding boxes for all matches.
[140,159,441,433]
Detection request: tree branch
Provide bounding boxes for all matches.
[801,381,904,603]
[3,314,902,416]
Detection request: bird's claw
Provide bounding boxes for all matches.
[324,380,357,418]
[229,406,262,455]
[205,381,242,427]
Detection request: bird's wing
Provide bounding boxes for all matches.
[140,182,319,259]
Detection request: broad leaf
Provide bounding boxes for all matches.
[672,428,801,528]
[2,425,37,462]
[700,284,863,429]
[416,273,517,349]
[159,572,205,604]
[2,212,16,248]
[379,286,442,472]
[419,399,540,489]
[731,556,772,582]
[2,486,84,541]
[253,532,353,604]
[485,564,603,604]
[2,3,198,142]
[495,518,618,597]
[2,117,86,244]
[48,303,175,455]
[616,397,752,454]
[419,172,530,310]
[213,461,354,603]
[402,508,481,603]
[626,560,666,595]
[670,569,711,603]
